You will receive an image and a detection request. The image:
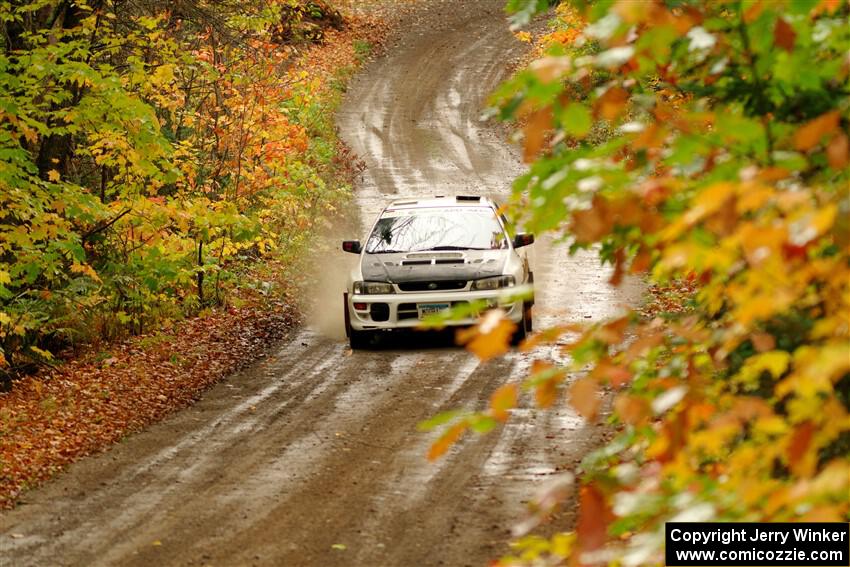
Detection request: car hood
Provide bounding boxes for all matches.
[360,249,508,283]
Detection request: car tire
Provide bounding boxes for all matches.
[349,329,373,350]
[523,302,533,333]
[512,307,528,346]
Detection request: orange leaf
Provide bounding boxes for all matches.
[608,247,626,286]
[827,132,849,170]
[576,484,612,553]
[614,0,650,23]
[614,394,650,425]
[794,110,840,151]
[751,332,776,353]
[428,421,468,461]
[743,0,765,22]
[594,87,629,122]
[571,195,613,243]
[787,421,816,477]
[773,18,796,52]
[523,107,553,163]
[814,0,842,14]
[456,310,516,361]
[632,122,667,150]
[490,383,518,422]
[569,376,600,420]
[592,359,633,388]
[520,324,580,351]
[630,247,652,274]
[535,378,558,408]
[596,316,630,344]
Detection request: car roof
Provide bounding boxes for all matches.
[383,195,498,212]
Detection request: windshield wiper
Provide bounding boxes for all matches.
[369,249,407,254]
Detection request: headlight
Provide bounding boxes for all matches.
[471,275,515,290]
[353,281,394,294]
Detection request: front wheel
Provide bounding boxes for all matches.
[349,329,373,350]
[511,305,529,346]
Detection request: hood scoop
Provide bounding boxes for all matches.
[401,251,465,266]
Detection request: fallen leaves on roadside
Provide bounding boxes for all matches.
[0,282,299,508]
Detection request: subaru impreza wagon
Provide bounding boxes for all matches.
[341,195,534,349]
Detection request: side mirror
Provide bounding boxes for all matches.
[342,240,362,254]
[513,233,535,248]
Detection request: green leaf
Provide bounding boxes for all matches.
[561,103,592,138]
[417,410,463,431]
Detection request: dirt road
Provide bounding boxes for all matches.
[0,2,640,566]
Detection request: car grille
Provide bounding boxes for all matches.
[397,280,467,292]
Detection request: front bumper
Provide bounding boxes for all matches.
[347,288,528,331]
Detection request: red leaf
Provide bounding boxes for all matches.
[773,18,796,52]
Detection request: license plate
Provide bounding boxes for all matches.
[417,303,450,319]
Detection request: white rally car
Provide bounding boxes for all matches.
[341,195,534,349]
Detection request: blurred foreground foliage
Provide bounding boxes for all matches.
[429,1,850,564]
[0,0,354,382]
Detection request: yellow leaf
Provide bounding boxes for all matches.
[47,170,61,182]
[0,270,10,285]
[788,204,837,247]
[735,350,791,387]
[29,345,54,360]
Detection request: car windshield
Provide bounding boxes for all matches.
[365,207,508,254]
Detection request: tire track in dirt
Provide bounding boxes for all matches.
[0,2,641,566]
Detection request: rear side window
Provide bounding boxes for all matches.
[365,207,508,254]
